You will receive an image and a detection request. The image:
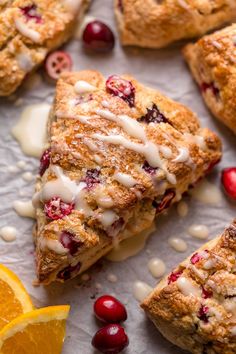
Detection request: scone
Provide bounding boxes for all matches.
[142,220,236,354]
[0,0,90,96]
[183,24,236,135]
[114,0,236,49]
[33,70,221,284]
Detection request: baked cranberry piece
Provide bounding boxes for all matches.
[82,20,115,53]
[221,167,236,200]
[57,261,81,281]
[20,4,42,23]
[92,324,129,354]
[83,168,101,189]
[106,75,135,107]
[94,295,127,323]
[201,82,219,97]
[138,104,169,124]
[142,160,158,175]
[60,231,82,255]
[202,287,213,299]
[190,252,202,265]
[44,197,74,220]
[153,190,176,213]
[39,148,51,176]
[198,305,209,323]
[168,269,183,284]
[74,94,93,105]
[106,218,125,237]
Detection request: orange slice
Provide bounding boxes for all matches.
[0,264,33,330]
[0,305,70,354]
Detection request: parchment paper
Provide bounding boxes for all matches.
[0,1,236,353]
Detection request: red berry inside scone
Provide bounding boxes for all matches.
[92,324,129,354]
[106,75,135,107]
[142,160,158,175]
[20,4,42,23]
[138,104,169,124]
[94,295,127,323]
[44,197,74,220]
[57,261,81,281]
[201,287,213,299]
[153,190,176,213]
[60,231,82,255]
[221,167,236,200]
[45,51,73,80]
[190,252,202,264]
[82,21,115,53]
[198,305,209,323]
[83,169,101,189]
[201,82,219,97]
[39,148,51,176]
[168,270,183,284]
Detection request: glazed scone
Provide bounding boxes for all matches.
[33,70,222,284]
[183,24,236,135]
[142,220,236,354]
[115,0,236,49]
[0,0,90,96]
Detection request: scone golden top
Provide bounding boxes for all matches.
[0,0,90,96]
[142,220,236,354]
[115,0,236,48]
[33,70,221,284]
[184,24,236,135]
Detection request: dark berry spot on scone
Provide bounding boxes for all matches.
[154,190,176,213]
[106,75,135,107]
[201,82,220,98]
[198,305,209,323]
[168,270,183,284]
[57,261,81,281]
[190,252,202,264]
[142,160,158,175]
[106,217,125,237]
[74,94,93,105]
[60,231,83,255]
[201,286,213,299]
[39,148,51,176]
[20,4,42,23]
[138,104,169,124]
[118,0,124,12]
[83,169,101,190]
[44,197,74,220]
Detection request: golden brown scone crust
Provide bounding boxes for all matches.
[183,24,236,135]
[33,70,222,284]
[0,0,90,96]
[142,220,236,354]
[114,0,236,48]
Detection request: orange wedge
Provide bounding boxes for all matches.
[0,264,33,330]
[0,305,70,354]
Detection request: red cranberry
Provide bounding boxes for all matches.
[39,148,51,176]
[153,190,176,213]
[138,104,169,124]
[94,295,127,323]
[106,218,125,237]
[44,197,74,220]
[202,287,213,299]
[106,75,135,107]
[198,305,209,323]
[60,231,82,255]
[83,168,100,189]
[74,94,93,105]
[221,167,236,200]
[57,261,81,281]
[190,252,202,265]
[82,20,115,53]
[168,269,183,284]
[142,160,158,175]
[201,82,219,97]
[92,324,129,354]
[45,51,73,80]
[20,4,42,23]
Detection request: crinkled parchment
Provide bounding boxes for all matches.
[0,1,236,353]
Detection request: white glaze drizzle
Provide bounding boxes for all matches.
[13,200,36,219]
[133,281,153,302]
[176,277,201,297]
[74,80,97,94]
[188,224,209,239]
[0,226,17,242]
[113,172,137,188]
[177,201,189,217]
[16,52,34,72]
[168,237,187,252]
[15,18,41,42]
[98,210,118,228]
[39,237,68,255]
[148,258,166,278]
[190,179,222,204]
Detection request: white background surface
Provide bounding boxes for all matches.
[0,0,236,353]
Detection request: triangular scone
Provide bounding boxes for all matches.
[0,0,90,96]
[142,220,236,354]
[33,70,221,284]
[114,0,236,49]
[183,24,236,135]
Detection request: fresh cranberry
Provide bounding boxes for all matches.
[44,197,74,220]
[45,51,73,80]
[202,287,213,299]
[142,160,158,175]
[83,168,100,189]
[154,190,176,213]
[82,20,115,53]
[198,305,209,323]
[92,324,129,354]
[39,148,51,176]
[201,82,219,97]
[190,252,202,265]
[106,75,135,107]
[57,261,81,281]
[138,104,169,124]
[60,231,82,255]
[168,270,183,284]
[106,218,125,237]
[20,4,42,23]
[94,295,127,323]
[221,167,236,200]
